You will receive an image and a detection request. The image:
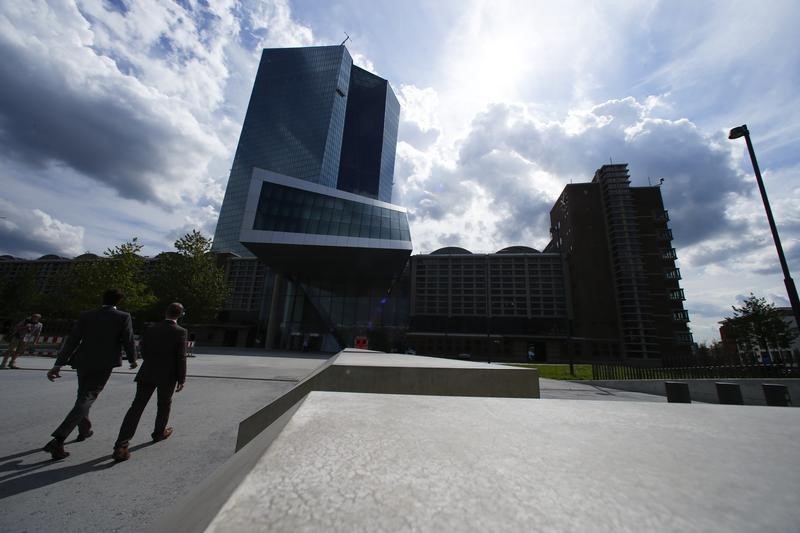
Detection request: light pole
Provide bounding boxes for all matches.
[729,124,800,329]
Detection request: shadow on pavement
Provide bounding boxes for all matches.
[0,441,156,500]
[0,448,43,463]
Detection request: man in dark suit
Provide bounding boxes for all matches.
[112,302,187,462]
[43,288,137,460]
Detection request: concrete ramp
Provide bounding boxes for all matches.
[155,391,800,532]
[235,349,539,450]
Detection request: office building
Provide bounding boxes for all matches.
[408,247,568,360]
[212,45,410,351]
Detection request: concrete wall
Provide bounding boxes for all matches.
[236,350,540,450]
[584,379,800,406]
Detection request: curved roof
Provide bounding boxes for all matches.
[430,247,472,255]
[496,246,540,254]
[154,251,180,258]
[74,253,100,260]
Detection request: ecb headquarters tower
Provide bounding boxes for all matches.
[213,45,411,352]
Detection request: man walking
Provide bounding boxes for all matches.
[43,289,137,460]
[1,313,43,369]
[112,303,187,462]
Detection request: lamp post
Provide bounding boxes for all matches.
[729,124,800,329]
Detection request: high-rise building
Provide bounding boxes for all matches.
[213,45,401,256]
[212,45,411,351]
[548,164,692,363]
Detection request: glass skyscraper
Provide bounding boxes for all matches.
[212,45,411,352]
[214,45,402,256]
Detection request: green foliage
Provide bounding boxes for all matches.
[0,271,39,320]
[4,232,228,327]
[174,230,213,257]
[723,294,798,358]
[148,231,228,323]
[51,237,155,317]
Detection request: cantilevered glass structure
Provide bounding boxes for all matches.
[212,45,410,351]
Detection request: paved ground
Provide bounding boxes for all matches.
[0,350,328,533]
[538,377,667,402]
[0,351,662,533]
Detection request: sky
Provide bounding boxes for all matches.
[0,0,798,344]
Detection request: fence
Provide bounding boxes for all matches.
[592,363,797,380]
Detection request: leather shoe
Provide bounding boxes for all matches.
[76,430,94,442]
[112,445,130,462]
[152,427,173,442]
[43,439,69,460]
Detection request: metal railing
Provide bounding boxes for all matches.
[592,363,797,380]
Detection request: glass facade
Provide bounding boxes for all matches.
[212,45,407,353]
[253,182,410,241]
[336,66,398,202]
[213,45,400,256]
[213,46,352,256]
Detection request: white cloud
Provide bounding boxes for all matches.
[398,95,749,251]
[0,199,84,257]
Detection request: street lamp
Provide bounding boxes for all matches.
[729,124,800,329]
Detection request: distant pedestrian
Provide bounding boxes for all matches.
[112,302,187,462]
[186,332,196,357]
[43,289,137,460]
[1,313,43,369]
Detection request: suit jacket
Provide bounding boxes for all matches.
[55,306,136,370]
[135,320,187,385]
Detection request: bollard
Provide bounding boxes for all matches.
[715,382,743,405]
[762,383,791,407]
[664,381,691,403]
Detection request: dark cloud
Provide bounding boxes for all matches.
[753,240,800,276]
[0,231,59,259]
[0,14,224,208]
[685,234,765,268]
[0,40,169,202]
[687,301,731,320]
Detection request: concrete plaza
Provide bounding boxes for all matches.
[0,350,664,533]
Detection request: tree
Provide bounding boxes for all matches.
[149,230,228,323]
[52,238,155,317]
[0,271,39,322]
[722,294,798,364]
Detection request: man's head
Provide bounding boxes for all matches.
[165,303,184,320]
[30,314,42,322]
[102,288,125,306]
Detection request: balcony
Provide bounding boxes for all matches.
[672,310,690,322]
[662,248,677,261]
[665,268,682,280]
[669,289,686,301]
